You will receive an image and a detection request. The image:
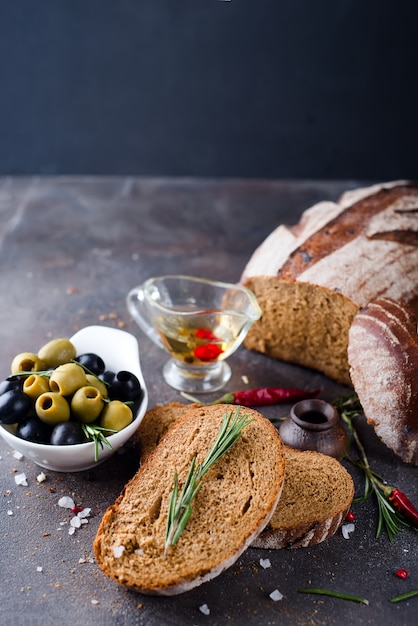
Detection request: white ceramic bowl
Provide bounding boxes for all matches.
[0,326,148,472]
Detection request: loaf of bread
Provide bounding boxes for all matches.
[94,404,285,595]
[135,403,354,549]
[348,297,418,465]
[241,181,418,385]
[252,446,354,549]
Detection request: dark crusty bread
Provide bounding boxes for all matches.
[241,181,418,385]
[134,403,354,550]
[131,401,202,460]
[94,404,285,595]
[348,297,418,465]
[252,446,354,549]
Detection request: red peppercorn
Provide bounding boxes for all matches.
[345,511,355,522]
[71,506,84,515]
[395,569,409,580]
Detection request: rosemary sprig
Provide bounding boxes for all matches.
[333,394,409,540]
[390,588,418,603]
[81,423,117,462]
[298,587,369,605]
[164,407,254,558]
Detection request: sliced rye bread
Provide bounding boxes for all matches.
[133,403,354,550]
[94,404,285,595]
[252,446,354,549]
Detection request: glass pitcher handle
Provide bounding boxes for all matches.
[126,286,165,350]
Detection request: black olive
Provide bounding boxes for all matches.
[108,370,143,403]
[0,390,32,425]
[99,370,116,385]
[16,416,52,444]
[74,352,106,376]
[0,375,23,396]
[50,421,85,445]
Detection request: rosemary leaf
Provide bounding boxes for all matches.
[81,423,116,462]
[164,407,253,558]
[390,588,418,603]
[298,588,369,605]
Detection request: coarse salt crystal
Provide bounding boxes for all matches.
[70,516,82,528]
[341,523,355,539]
[77,507,91,519]
[68,527,76,536]
[37,566,43,572]
[7,510,13,516]
[58,496,75,509]
[91,599,99,605]
[269,589,284,602]
[14,472,28,486]
[113,545,125,558]
[36,472,47,483]
[199,604,210,615]
[13,450,24,461]
[260,558,271,569]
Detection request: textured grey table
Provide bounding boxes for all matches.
[0,177,416,626]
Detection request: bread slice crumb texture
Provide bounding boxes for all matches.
[252,447,353,549]
[94,405,285,595]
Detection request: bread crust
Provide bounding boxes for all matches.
[348,297,418,464]
[94,405,285,595]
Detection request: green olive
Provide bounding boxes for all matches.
[86,374,108,398]
[11,352,46,375]
[49,363,87,396]
[35,392,70,425]
[99,400,133,433]
[23,374,50,400]
[37,338,76,368]
[71,386,104,423]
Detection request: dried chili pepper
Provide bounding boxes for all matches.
[388,489,418,528]
[194,344,223,362]
[195,328,221,342]
[211,387,321,407]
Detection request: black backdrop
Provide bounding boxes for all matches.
[0,0,416,179]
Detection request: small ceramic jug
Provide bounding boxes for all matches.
[278,398,349,459]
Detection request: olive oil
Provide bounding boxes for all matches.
[156,311,243,366]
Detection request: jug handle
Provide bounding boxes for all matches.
[126,286,165,350]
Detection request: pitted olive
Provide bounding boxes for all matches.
[49,363,87,396]
[0,389,32,425]
[50,422,85,445]
[75,352,105,376]
[11,352,46,375]
[37,338,76,368]
[35,392,71,425]
[23,374,50,400]
[100,400,133,432]
[71,386,104,423]
[85,374,108,398]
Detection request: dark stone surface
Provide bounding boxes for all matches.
[0,177,416,625]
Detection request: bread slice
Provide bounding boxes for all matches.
[134,403,354,550]
[241,181,418,385]
[94,404,285,595]
[131,401,202,461]
[252,446,354,549]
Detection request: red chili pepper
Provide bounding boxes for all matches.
[211,387,321,407]
[345,511,356,523]
[195,328,221,342]
[389,489,418,528]
[395,569,409,580]
[194,344,223,362]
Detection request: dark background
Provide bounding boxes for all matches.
[0,0,417,179]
